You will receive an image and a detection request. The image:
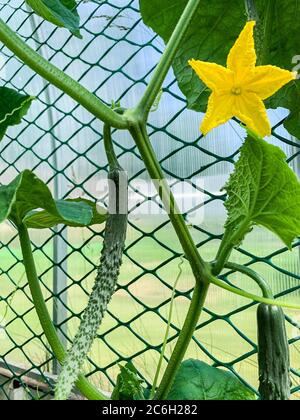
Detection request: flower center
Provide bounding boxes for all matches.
[231,86,242,95]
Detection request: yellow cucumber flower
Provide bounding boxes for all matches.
[189,21,297,137]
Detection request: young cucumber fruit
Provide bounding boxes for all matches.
[257,304,291,400]
[55,167,128,400]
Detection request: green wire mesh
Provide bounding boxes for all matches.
[0,0,299,400]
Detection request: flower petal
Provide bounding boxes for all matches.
[234,92,271,137]
[245,65,296,100]
[227,21,256,80]
[189,59,234,92]
[201,92,234,135]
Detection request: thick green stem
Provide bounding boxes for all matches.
[103,124,120,170]
[244,0,259,21]
[130,123,210,281]
[212,234,233,275]
[103,108,126,170]
[0,19,127,129]
[259,0,275,66]
[155,281,209,400]
[18,223,107,400]
[225,262,273,299]
[136,0,201,118]
[244,0,275,66]
[129,122,210,399]
[212,219,249,275]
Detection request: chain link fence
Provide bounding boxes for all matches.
[0,0,299,400]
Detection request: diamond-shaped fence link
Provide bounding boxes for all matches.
[0,0,299,400]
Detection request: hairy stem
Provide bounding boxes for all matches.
[130,123,210,281]
[103,108,126,169]
[244,0,259,20]
[18,223,107,400]
[136,0,201,119]
[244,0,275,65]
[212,219,250,275]
[224,262,273,299]
[0,19,127,129]
[129,122,211,399]
[259,0,276,65]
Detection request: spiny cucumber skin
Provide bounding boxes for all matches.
[55,169,127,400]
[257,304,291,400]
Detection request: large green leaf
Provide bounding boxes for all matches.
[259,1,300,139]
[0,170,106,228]
[0,87,34,141]
[139,0,300,139]
[168,359,255,400]
[223,131,300,249]
[24,198,107,229]
[26,0,82,38]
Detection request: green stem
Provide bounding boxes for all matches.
[224,262,273,299]
[103,124,119,170]
[212,220,249,275]
[155,281,209,400]
[244,0,259,21]
[103,108,126,170]
[212,234,233,275]
[136,0,201,119]
[130,123,209,281]
[206,274,300,310]
[0,19,127,129]
[244,0,275,66]
[129,122,211,399]
[18,223,107,400]
[259,0,275,66]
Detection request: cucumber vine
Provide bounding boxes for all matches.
[0,0,299,401]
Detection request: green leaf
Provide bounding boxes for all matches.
[139,0,300,139]
[0,170,102,228]
[266,80,300,139]
[168,360,255,400]
[26,0,82,38]
[111,363,145,400]
[24,198,107,229]
[0,87,34,141]
[259,0,300,139]
[223,131,300,249]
